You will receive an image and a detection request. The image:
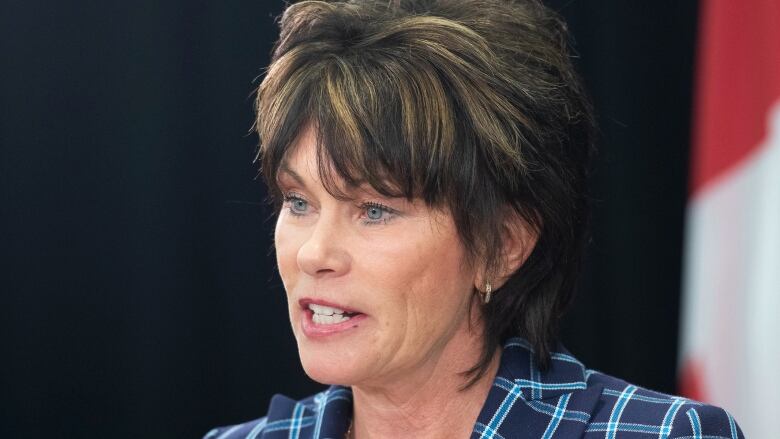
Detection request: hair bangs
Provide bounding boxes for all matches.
[258,36,463,209]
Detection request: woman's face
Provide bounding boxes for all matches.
[274,126,480,387]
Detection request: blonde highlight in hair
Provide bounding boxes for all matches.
[257,0,595,384]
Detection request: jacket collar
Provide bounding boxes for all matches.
[472,337,603,438]
[494,337,588,401]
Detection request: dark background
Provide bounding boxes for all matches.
[0,1,698,437]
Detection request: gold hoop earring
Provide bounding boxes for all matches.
[483,282,492,304]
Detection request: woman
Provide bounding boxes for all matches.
[206,0,743,437]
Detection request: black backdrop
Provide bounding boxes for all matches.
[0,1,698,437]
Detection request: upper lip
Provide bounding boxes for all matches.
[299,298,364,314]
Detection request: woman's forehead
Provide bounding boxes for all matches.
[277,160,399,204]
[277,128,407,198]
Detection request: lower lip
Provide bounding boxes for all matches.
[301,309,367,338]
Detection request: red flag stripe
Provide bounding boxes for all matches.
[678,359,706,402]
[690,0,780,195]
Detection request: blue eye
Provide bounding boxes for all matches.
[292,199,308,213]
[361,202,396,225]
[283,193,309,216]
[366,205,384,220]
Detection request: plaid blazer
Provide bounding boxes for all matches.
[205,338,743,438]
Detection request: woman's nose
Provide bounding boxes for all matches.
[296,214,351,278]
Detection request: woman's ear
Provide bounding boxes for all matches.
[494,212,538,289]
[473,210,539,292]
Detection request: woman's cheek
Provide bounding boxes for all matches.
[274,224,299,289]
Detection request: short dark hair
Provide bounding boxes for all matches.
[256,0,595,382]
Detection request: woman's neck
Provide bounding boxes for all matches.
[349,328,501,439]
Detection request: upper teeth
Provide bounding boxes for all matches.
[308,303,345,315]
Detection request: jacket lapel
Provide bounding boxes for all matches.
[261,387,352,439]
[472,338,603,438]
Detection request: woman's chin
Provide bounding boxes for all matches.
[298,352,365,386]
[292,319,379,385]
[293,338,367,385]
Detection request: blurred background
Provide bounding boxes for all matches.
[2,0,777,437]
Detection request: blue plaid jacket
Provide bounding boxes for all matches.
[204,338,743,438]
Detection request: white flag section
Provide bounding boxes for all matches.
[680,102,780,437]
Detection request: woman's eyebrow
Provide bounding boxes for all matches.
[277,162,307,188]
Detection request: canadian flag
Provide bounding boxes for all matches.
[679,0,780,437]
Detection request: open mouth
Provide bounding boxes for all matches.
[307,303,361,325]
